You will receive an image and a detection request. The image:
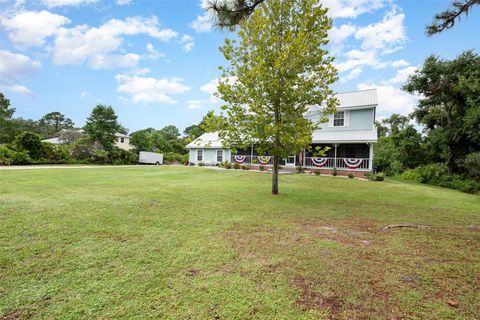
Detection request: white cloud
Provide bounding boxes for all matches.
[0,50,42,75]
[116,0,131,4]
[80,91,90,98]
[53,16,177,67]
[384,66,417,84]
[0,50,41,95]
[115,74,190,104]
[329,23,356,45]
[41,0,97,7]
[190,13,212,33]
[358,82,419,116]
[88,53,140,70]
[391,59,410,68]
[355,8,406,54]
[146,43,165,60]
[0,10,71,48]
[187,100,205,110]
[324,0,384,18]
[179,34,194,52]
[0,84,33,95]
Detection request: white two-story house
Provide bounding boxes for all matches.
[186,89,378,175]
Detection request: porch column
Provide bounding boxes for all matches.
[250,145,254,164]
[302,149,306,167]
[368,143,373,171]
[334,144,338,168]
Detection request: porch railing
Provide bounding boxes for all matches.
[304,157,370,170]
[230,155,274,166]
[230,155,371,170]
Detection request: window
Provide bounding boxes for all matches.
[333,111,345,126]
[120,138,124,143]
[216,150,223,162]
[197,150,203,161]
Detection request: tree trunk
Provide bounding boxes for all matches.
[447,145,454,175]
[272,156,279,195]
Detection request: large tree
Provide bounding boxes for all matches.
[217,0,337,195]
[427,0,479,36]
[403,50,480,175]
[39,111,74,136]
[0,93,16,143]
[84,105,123,150]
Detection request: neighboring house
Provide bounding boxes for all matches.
[42,130,134,151]
[186,89,378,175]
[114,133,133,151]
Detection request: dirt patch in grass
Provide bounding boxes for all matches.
[1,310,24,320]
[291,277,342,316]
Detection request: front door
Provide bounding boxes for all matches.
[286,155,296,166]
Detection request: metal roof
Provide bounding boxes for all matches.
[186,132,225,148]
[312,129,377,143]
[335,89,377,108]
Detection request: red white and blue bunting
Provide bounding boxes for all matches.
[343,158,363,168]
[258,156,272,165]
[311,157,328,167]
[234,155,247,163]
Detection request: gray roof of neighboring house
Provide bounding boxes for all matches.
[312,129,377,143]
[186,132,225,149]
[43,132,129,144]
[115,133,130,138]
[42,137,64,144]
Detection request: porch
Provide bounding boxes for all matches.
[230,143,373,172]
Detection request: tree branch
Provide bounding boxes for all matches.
[427,0,479,36]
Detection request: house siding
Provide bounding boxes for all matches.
[321,108,375,131]
[189,148,230,164]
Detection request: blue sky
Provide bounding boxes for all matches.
[0,0,479,133]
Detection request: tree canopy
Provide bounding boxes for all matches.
[403,50,480,175]
[217,0,337,194]
[84,105,124,150]
[39,112,74,137]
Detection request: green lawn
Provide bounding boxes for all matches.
[1,166,479,319]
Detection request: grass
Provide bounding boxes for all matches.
[0,166,479,319]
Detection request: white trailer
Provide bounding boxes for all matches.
[139,151,163,165]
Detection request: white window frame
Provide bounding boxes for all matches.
[333,111,345,127]
[197,149,203,162]
[329,110,349,127]
[216,150,223,162]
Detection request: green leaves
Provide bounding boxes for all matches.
[217,0,338,157]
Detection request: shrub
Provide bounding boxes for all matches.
[464,152,480,177]
[296,165,304,173]
[314,170,321,175]
[370,172,384,181]
[241,165,250,170]
[348,173,355,179]
[164,152,188,164]
[108,147,138,165]
[0,145,30,165]
[331,168,337,176]
[363,173,372,179]
[400,163,480,193]
[233,162,241,170]
[198,162,204,166]
[14,131,44,159]
[259,165,265,171]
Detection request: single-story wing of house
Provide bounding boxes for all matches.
[186,89,378,176]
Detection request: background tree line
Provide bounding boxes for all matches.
[374,50,480,193]
[0,94,216,166]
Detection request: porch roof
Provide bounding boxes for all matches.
[312,129,377,144]
[186,132,225,149]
